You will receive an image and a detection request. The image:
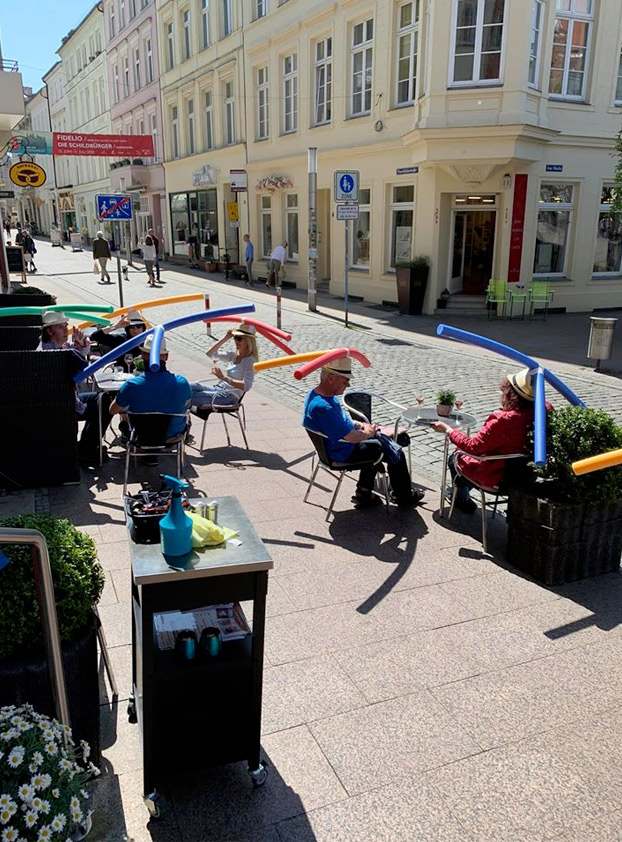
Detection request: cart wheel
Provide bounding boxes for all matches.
[144,792,166,818]
[127,698,137,724]
[249,762,268,787]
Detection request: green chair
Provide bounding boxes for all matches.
[528,281,554,320]
[509,286,528,320]
[486,280,510,319]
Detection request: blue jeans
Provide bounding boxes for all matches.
[449,452,474,504]
[345,439,412,499]
[190,383,239,409]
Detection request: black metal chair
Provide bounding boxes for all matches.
[303,426,389,521]
[122,412,188,495]
[447,451,528,553]
[191,392,248,451]
[343,390,411,471]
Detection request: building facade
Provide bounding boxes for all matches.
[13,89,56,236]
[104,0,166,248]
[43,61,74,235]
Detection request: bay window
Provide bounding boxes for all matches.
[548,0,592,100]
[450,0,506,86]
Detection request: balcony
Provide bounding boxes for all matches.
[0,62,24,135]
[109,159,164,192]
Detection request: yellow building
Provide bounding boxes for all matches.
[158,0,622,313]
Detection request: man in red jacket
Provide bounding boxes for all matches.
[432,368,538,513]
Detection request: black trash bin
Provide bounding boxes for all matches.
[395,258,430,315]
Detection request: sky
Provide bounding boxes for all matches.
[1,1,98,92]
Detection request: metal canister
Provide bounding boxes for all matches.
[206,501,219,523]
[200,626,222,658]
[175,629,197,663]
[194,501,209,519]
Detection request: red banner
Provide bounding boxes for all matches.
[52,133,154,157]
[508,174,528,282]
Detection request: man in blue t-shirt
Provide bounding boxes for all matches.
[243,234,254,287]
[110,334,191,443]
[303,357,424,508]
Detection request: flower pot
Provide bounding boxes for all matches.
[436,403,452,417]
[396,265,429,315]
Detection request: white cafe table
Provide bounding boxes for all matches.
[401,407,477,517]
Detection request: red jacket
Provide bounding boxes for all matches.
[449,408,536,489]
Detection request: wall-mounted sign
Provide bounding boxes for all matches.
[396,166,419,175]
[508,174,528,283]
[230,169,247,191]
[227,202,239,222]
[545,164,563,172]
[192,164,216,186]
[336,204,360,220]
[52,133,154,157]
[0,190,15,199]
[9,162,47,187]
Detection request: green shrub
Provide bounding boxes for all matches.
[531,406,622,504]
[435,389,456,406]
[0,515,104,661]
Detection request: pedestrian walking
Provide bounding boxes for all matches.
[21,231,37,272]
[267,241,287,288]
[93,231,112,283]
[3,219,11,237]
[141,235,157,286]
[148,228,161,280]
[243,233,254,286]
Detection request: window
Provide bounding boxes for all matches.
[109,4,116,38]
[261,195,272,257]
[150,112,158,159]
[120,0,126,28]
[257,67,269,140]
[593,186,622,275]
[182,9,191,60]
[112,64,119,103]
[256,0,267,18]
[389,184,414,268]
[528,0,544,87]
[166,22,174,69]
[351,18,373,116]
[145,38,153,83]
[314,37,332,125]
[134,47,141,91]
[548,0,592,99]
[129,0,136,17]
[187,99,195,154]
[282,53,298,133]
[534,183,574,275]
[351,188,371,268]
[615,42,622,104]
[224,81,235,144]
[123,56,130,97]
[201,0,210,48]
[204,91,214,149]
[396,1,419,106]
[222,0,232,37]
[285,194,299,260]
[450,0,506,85]
[171,105,179,159]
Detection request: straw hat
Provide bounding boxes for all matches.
[322,357,353,380]
[507,368,535,401]
[126,309,145,325]
[141,334,168,356]
[231,323,256,338]
[42,311,69,327]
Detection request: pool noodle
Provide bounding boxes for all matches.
[255,351,332,372]
[294,348,371,380]
[572,450,622,475]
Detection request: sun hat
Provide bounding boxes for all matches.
[322,357,353,380]
[141,334,168,356]
[42,311,69,327]
[126,309,145,325]
[232,323,256,338]
[507,368,535,401]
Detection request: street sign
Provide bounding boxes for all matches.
[546,164,563,172]
[227,201,239,221]
[96,194,133,221]
[0,190,15,199]
[334,170,359,203]
[9,162,46,187]
[336,204,360,220]
[396,166,419,175]
[230,169,247,191]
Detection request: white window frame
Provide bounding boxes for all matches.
[261,195,272,257]
[129,0,136,17]
[534,182,575,277]
[449,0,507,87]
[282,53,298,134]
[388,184,415,271]
[201,0,210,48]
[395,1,419,107]
[256,66,270,140]
[548,0,593,101]
[187,98,195,155]
[171,105,180,159]
[285,193,299,261]
[134,47,141,91]
[615,41,622,105]
[120,0,126,28]
[109,4,116,38]
[528,0,545,89]
[255,0,267,19]
[182,9,191,61]
[224,80,235,144]
[123,55,130,97]
[313,37,332,125]
[222,0,232,37]
[145,38,153,83]
[112,64,120,103]
[150,111,158,160]
[204,90,214,149]
[593,185,622,276]
[350,18,374,117]
[166,22,175,69]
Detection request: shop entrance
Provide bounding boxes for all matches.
[450,200,497,294]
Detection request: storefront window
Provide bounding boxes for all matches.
[171,192,189,256]
[351,188,370,268]
[593,186,622,275]
[286,194,299,260]
[198,190,219,259]
[170,190,219,259]
[389,184,414,269]
[534,183,574,276]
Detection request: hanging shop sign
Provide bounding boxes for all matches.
[9,162,47,187]
[230,169,247,192]
[52,133,154,157]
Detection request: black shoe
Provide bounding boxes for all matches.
[392,488,425,506]
[395,431,411,448]
[351,491,382,509]
[454,497,477,514]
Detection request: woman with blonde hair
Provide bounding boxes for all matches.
[190,323,258,409]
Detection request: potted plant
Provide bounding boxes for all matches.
[435,389,456,418]
[0,702,98,841]
[506,406,622,585]
[119,158,131,166]
[131,158,144,165]
[0,515,105,761]
[395,255,431,315]
[204,245,218,273]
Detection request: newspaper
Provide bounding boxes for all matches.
[154,603,250,651]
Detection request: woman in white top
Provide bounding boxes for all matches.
[190,323,258,408]
[142,235,157,286]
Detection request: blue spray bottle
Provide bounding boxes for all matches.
[159,475,193,557]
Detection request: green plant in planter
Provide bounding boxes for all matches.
[395,255,431,273]
[435,389,456,407]
[528,406,622,504]
[0,515,104,661]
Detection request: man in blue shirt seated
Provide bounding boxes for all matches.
[110,334,191,454]
[303,357,424,508]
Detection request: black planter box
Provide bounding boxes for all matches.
[506,487,622,585]
[396,267,429,315]
[0,293,52,327]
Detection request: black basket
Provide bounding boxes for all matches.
[124,493,170,544]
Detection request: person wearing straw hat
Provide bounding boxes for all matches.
[189,324,259,410]
[38,310,90,357]
[432,367,547,513]
[303,357,425,508]
[89,309,146,368]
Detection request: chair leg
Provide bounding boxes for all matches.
[382,472,390,510]
[221,414,232,446]
[200,418,208,451]
[448,482,459,520]
[326,473,345,521]
[480,489,488,553]
[237,413,249,449]
[492,494,500,519]
[123,446,131,496]
[303,460,320,503]
[94,607,118,697]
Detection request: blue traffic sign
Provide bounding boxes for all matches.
[96,194,133,221]
[340,174,354,194]
[334,170,360,202]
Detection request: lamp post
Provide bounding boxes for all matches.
[307,147,318,312]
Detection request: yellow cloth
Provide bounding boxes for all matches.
[187,511,237,547]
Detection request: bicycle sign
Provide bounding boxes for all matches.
[96,194,133,221]
[334,170,359,203]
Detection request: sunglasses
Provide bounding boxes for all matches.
[234,336,246,342]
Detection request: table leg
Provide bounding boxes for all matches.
[98,393,103,467]
[439,434,449,518]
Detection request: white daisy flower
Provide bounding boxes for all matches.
[0,799,10,810]
[31,798,43,812]
[38,775,51,790]
[7,748,24,768]
[37,825,52,841]
[17,785,34,802]
[2,826,18,841]
[32,753,43,767]
[43,743,57,757]
[9,717,22,727]
[24,812,37,828]
[70,808,82,824]
[0,802,16,823]
[58,759,71,772]
[41,730,54,742]
[51,790,59,800]
[69,798,79,812]
[51,814,66,832]
[38,801,50,815]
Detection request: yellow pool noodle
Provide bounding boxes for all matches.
[572,449,622,475]
[254,350,331,372]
